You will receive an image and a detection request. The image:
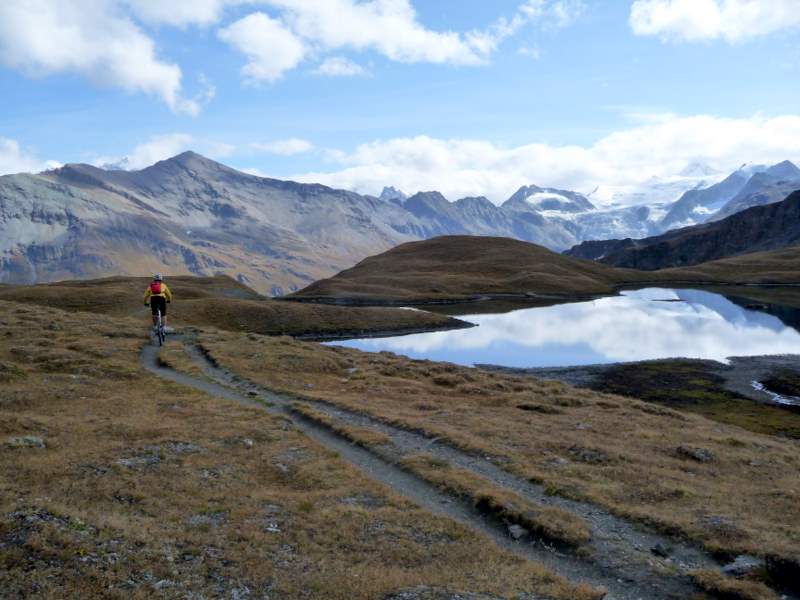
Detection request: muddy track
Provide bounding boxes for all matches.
[139,338,742,600]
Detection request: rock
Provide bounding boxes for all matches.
[6,435,46,449]
[303,383,314,390]
[247,390,258,397]
[242,438,254,449]
[569,445,610,464]
[651,543,672,558]
[722,554,765,578]
[508,524,528,540]
[676,445,715,463]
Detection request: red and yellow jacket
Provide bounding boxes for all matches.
[143,281,173,304]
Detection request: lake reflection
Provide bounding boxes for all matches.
[327,289,800,367]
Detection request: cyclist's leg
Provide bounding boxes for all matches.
[160,298,167,328]
[150,299,159,328]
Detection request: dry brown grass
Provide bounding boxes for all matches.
[0,300,602,600]
[289,235,800,303]
[401,454,591,548]
[196,330,800,563]
[0,275,460,336]
[290,402,393,448]
[291,235,645,301]
[691,570,779,600]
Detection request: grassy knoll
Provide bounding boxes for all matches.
[289,235,800,304]
[0,301,600,600]
[0,275,463,337]
[290,236,645,302]
[196,330,800,564]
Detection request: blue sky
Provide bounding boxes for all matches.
[1,0,799,202]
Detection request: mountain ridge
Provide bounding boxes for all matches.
[565,189,800,270]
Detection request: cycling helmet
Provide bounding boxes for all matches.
[153,273,163,281]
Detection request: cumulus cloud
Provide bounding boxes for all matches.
[123,0,237,27]
[218,12,307,83]
[630,0,800,43]
[313,56,366,77]
[0,138,59,175]
[0,0,202,114]
[293,114,800,204]
[250,138,314,155]
[121,134,194,169]
[220,1,583,82]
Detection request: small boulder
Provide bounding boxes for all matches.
[6,435,46,449]
[722,554,766,578]
[676,445,714,463]
[508,524,528,540]
[651,543,672,558]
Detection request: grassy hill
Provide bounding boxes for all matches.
[290,235,800,303]
[0,275,462,337]
[290,235,647,303]
[656,245,800,285]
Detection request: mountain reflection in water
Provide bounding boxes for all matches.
[327,288,800,368]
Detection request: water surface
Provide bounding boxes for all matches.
[328,288,800,368]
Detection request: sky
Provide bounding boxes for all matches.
[0,0,799,204]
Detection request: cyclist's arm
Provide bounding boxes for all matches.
[143,287,151,304]
[163,284,173,302]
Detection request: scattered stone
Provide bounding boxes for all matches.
[546,457,570,468]
[651,543,672,558]
[383,586,507,600]
[676,445,715,463]
[187,511,227,529]
[568,445,610,464]
[166,441,202,454]
[508,524,528,540]
[242,438,254,449]
[340,494,384,509]
[6,435,45,449]
[247,390,258,397]
[722,554,766,578]
[575,422,592,430]
[303,383,314,390]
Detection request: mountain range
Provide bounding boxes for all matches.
[1,151,798,294]
[566,189,800,270]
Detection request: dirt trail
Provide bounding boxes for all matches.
[143,339,718,600]
[177,341,731,599]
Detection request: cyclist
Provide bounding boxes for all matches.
[143,273,173,330]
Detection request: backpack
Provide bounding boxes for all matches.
[149,282,162,295]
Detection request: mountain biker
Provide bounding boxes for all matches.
[143,273,172,329]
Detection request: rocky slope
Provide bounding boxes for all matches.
[565,190,800,270]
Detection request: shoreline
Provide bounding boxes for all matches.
[282,281,800,307]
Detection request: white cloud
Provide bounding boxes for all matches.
[122,134,194,169]
[0,138,59,175]
[123,0,237,27]
[251,138,314,155]
[630,0,800,43]
[518,45,542,60]
[293,114,800,204]
[219,1,582,82]
[313,56,366,76]
[218,12,307,83]
[0,1,203,114]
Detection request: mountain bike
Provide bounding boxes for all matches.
[154,309,167,346]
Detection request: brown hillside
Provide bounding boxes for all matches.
[291,235,646,302]
[0,275,459,336]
